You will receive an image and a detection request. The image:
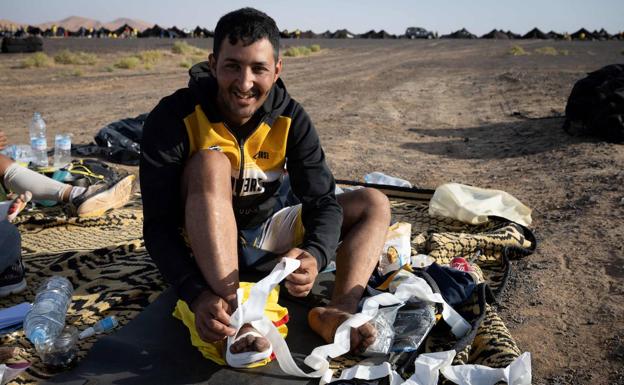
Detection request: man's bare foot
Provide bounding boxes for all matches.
[308,306,377,354]
[229,323,271,354]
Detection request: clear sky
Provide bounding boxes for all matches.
[1,0,622,35]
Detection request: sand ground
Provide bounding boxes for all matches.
[1,38,623,384]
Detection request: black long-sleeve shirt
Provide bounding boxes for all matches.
[140,62,342,305]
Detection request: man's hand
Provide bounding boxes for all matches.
[282,248,318,297]
[190,289,237,342]
[0,131,7,151]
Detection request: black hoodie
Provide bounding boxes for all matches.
[140,62,342,305]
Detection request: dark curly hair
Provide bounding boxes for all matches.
[214,8,280,61]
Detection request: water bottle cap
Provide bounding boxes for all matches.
[29,329,47,345]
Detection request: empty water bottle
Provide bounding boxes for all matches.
[364,172,413,188]
[53,134,72,169]
[23,276,74,352]
[29,112,48,167]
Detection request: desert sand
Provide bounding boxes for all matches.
[1,38,623,384]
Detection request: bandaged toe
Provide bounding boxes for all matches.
[226,330,273,368]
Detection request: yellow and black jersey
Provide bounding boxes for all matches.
[140,62,342,304]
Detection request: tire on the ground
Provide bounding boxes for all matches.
[1,36,44,53]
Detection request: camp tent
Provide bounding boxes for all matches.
[505,30,521,39]
[481,29,509,39]
[192,26,213,38]
[593,29,611,40]
[300,30,318,39]
[359,30,395,39]
[169,26,188,38]
[331,29,355,38]
[441,28,477,39]
[522,28,548,39]
[571,28,594,40]
[26,26,42,36]
[546,30,564,40]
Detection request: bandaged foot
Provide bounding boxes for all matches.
[7,191,31,222]
[308,306,377,354]
[229,323,271,354]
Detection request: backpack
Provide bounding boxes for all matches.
[563,64,624,143]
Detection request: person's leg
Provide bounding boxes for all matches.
[0,154,72,202]
[182,149,269,354]
[308,188,391,353]
[1,153,135,218]
[0,220,26,297]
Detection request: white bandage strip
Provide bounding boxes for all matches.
[226,258,530,385]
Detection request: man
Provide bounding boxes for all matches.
[140,8,391,359]
[0,130,135,218]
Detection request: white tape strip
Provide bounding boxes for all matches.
[225,258,528,385]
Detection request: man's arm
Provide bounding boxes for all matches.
[140,97,208,306]
[285,105,343,272]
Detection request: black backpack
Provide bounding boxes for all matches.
[563,64,624,143]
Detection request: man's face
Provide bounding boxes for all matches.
[210,37,282,127]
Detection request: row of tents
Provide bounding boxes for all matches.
[1,24,622,41]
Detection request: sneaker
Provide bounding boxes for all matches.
[71,174,135,218]
[0,258,27,297]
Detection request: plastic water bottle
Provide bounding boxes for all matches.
[53,134,72,169]
[79,316,118,339]
[23,276,74,351]
[29,112,48,167]
[364,172,413,188]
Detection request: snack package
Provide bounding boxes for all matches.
[378,222,412,275]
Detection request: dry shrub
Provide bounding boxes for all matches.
[284,46,312,57]
[534,46,557,56]
[54,49,97,65]
[136,50,164,65]
[114,56,141,69]
[509,45,529,56]
[310,44,321,52]
[20,52,53,68]
[172,41,205,55]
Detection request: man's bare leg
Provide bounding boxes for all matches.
[183,150,269,354]
[308,188,391,353]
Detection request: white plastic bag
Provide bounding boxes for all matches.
[429,183,532,226]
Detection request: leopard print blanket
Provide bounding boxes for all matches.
[0,190,535,384]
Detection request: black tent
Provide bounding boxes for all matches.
[26,25,42,36]
[95,27,111,38]
[320,30,333,38]
[169,26,188,38]
[300,30,317,39]
[522,28,548,39]
[139,24,171,38]
[331,29,355,38]
[441,28,476,39]
[192,26,213,38]
[112,24,134,37]
[481,29,509,39]
[359,30,394,39]
[545,30,564,39]
[505,30,521,39]
[69,26,92,37]
[571,28,593,40]
[593,28,611,40]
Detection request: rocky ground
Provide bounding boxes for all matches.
[1,37,623,384]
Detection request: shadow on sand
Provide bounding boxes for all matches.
[402,117,600,160]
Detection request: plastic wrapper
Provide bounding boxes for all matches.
[378,222,412,275]
[391,301,437,352]
[363,305,401,356]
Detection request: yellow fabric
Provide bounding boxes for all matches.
[173,282,289,367]
[183,105,291,198]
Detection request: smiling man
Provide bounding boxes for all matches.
[140,8,391,365]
